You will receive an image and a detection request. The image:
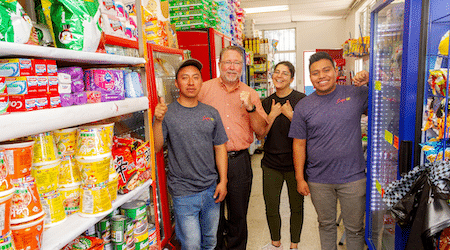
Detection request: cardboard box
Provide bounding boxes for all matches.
[8,94,35,112]
[0,58,33,77]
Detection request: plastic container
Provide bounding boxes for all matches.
[54,127,77,156]
[76,153,111,185]
[0,231,15,250]
[40,190,67,228]
[108,173,118,202]
[11,214,45,250]
[0,189,14,236]
[76,123,114,157]
[31,160,60,194]
[30,132,58,164]
[11,177,44,224]
[0,140,34,179]
[79,182,112,217]
[0,150,11,192]
[59,182,81,215]
[59,155,81,186]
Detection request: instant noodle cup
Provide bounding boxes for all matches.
[11,177,44,224]
[40,190,67,228]
[0,140,34,179]
[0,231,15,250]
[59,182,81,215]
[30,132,58,164]
[59,155,81,186]
[32,160,60,194]
[54,127,77,156]
[76,124,114,157]
[0,150,11,192]
[11,214,45,250]
[0,189,14,236]
[108,173,118,202]
[80,181,112,217]
[77,154,111,185]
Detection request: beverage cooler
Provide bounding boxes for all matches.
[146,44,184,248]
[366,0,450,249]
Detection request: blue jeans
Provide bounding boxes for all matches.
[173,184,220,250]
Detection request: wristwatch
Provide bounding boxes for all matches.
[247,105,256,113]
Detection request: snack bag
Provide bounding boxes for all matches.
[0,0,33,43]
[112,146,137,194]
[46,0,102,51]
[439,31,449,56]
[428,69,447,96]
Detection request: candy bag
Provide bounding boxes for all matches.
[0,0,33,43]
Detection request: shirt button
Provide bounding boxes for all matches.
[226,103,229,106]
[227,127,230,129]
[227,115,229,117]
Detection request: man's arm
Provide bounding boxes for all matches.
[293,138,309,196]
[153,97,167,152]
[257,99,281,140]
[213,143,228,203]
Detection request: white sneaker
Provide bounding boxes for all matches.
[261,243,283,250]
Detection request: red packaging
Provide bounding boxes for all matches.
[46,60,58,76]
[112,146,137,194]
[48,93,61,108]
[36,76,48,95]
[33,59,47,76]
[0,58,33,76]
[35,95,49,110]
[135,141,151,183]
[0,77,6,95]
[48,76,59,94]
[0,95,8,115]
[8,94,35,112]
[86,91,101,103]
[5,76,37,95]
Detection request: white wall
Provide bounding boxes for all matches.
[254,0,372,92]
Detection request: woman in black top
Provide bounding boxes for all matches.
[260,61,306,250]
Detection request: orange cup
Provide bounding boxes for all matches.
[0,141,34,179]
[0,150,11,192]
[0,189,14,236]
[11,177,44,224]
[11,214,45,250]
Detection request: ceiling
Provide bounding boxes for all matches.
[240,0,361,25]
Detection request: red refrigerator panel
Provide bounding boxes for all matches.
[177,30,212,81]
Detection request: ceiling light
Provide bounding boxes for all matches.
[244,5,289,14]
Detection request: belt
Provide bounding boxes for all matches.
[227,149,247,158]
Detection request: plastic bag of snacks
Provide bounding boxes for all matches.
[62,235,104,250]
[41,0,101,51]
[0,0,33,43]
[428,69,447,96]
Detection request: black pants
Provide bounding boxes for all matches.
[216,150,253,250]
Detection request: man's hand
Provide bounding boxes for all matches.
[297,179,310,196]
[239,91,253,111]
[280,100,293,118]
[352,70,369,86]
[154,97,168,122]
[270,99,282,117]
[214,181,227,203]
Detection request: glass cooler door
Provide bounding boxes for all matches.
[366,1,405,249]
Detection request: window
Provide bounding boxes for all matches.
[263,28,296,88]
[355,0,376,72]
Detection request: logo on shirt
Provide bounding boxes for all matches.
[202,116,214,121]
[336,97,351,104]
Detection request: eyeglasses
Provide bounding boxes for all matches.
[221,61,242,67]
[274,70,290,77]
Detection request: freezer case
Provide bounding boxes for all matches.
[147,43,184,248]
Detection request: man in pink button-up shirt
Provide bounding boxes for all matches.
[198,46,268,250]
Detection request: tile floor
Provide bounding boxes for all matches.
[247,153,348,250]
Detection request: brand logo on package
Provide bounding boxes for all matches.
[0,64,19,77]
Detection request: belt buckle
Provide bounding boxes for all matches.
[228,151,238,158]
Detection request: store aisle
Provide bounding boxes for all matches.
[247,153,347,250]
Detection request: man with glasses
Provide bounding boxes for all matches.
[198,46,268,250]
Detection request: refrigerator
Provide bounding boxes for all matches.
[366,0,450,249]
[177,28,247,83]
[146,43,184,248]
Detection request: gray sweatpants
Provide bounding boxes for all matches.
[308,178,366,250]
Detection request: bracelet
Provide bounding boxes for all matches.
[247,105,256,113]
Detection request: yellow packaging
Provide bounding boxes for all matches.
[59,155,81,186]
[54,127,77,156]
[31,132,58,164]
[40,190,66,227]
[77,154,111,185]
[32,160,60,194]
[76,124,114,157]
[59,183,80,215]
[80,182,112,216]
[108,173,118,202]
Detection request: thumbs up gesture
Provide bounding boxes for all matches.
[154,97,168,122]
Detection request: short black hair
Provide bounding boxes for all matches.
[274,61,295,78]
[309,51,335,70]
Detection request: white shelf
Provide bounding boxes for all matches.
[0,42,146,65]
[0,97,149,141]
[42,179,153,250]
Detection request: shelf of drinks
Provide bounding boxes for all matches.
[0,42,145,65]
[42,179,153,250]
[0,97,149,142]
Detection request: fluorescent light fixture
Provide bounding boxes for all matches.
[244,5,289,14]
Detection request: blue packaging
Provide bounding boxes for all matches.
[124,72,144,98]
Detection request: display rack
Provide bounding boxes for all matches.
[42,179,153,250]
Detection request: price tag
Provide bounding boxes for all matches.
[385,130,393,145]
[375,81,382,91]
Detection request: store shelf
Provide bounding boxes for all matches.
[0,97,149,141]
[255,79,268,83]
[42,179,153,250]
[0,42,145,65]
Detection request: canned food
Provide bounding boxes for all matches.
[97,217,111,243]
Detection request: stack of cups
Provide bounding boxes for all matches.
[30,132,66,228]
[54,128,81,216]
[0,140,45,249]
[76,123,115,217]
[0,150,15,249]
